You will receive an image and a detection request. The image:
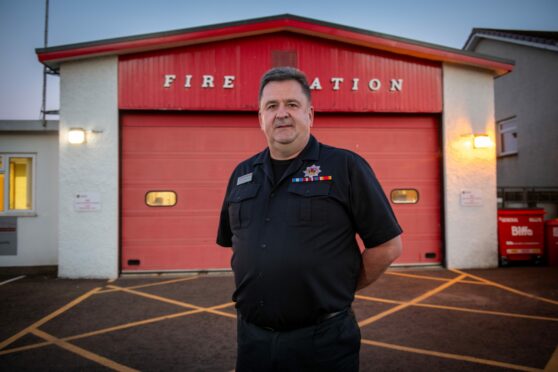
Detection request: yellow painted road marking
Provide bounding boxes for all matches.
[451,269,558,306]
[544,346,558,372]
[98,275,199,294]
[0,287,101,351]
[356,294,558,322]
[361,338,542,372]
[0,301,236,356]
[358,274,467,328]
[106,284,236,319]
[0,309,203,356]
[386,271,484,285]
[32,329,139,372]
[356,294,401,305]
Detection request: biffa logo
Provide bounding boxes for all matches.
[511,226,533,236]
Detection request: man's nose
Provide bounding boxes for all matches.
[276,104,290,118]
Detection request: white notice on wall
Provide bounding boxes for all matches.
[74,192,101,212]
[460,190,483,207]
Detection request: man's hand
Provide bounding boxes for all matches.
[356,235,402,291]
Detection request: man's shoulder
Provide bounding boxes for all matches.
[231,148,266,175]
[318,141,365,164]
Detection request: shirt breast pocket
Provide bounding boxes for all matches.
[287,182,331,226]
[228,183,260,230]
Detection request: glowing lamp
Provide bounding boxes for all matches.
[473,134,492,149]
[68,128,86,144]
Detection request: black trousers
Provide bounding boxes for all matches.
[236,310,361,372]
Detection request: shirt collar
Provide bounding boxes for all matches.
[254,135,319,165]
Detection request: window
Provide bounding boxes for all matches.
[145,191,177,207]
[0,154,35,214]
[498,117,518,156]
[390,189,419,204]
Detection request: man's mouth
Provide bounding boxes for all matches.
[274,121,293,129]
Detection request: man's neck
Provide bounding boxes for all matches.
[269,136,310,160]
[269,147,303,160]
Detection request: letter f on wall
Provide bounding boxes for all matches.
[163,74,177,88]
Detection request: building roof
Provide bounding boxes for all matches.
[0,120,59,132]
[36,14,513,76]
[464,28,558,52]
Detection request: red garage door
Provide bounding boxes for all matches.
[121,113,441,272]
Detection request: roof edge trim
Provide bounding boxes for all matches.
[465,33,558,53]
[36,14,514,75]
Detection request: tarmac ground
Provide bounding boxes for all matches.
[1,266,557,371]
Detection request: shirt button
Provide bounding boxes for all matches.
[259,300,265,307]
[265,217,271,222]
[260,244,267,249]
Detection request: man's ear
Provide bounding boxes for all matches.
[258,111,265,131]
[308,106,314,127]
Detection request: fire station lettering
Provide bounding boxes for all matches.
[163,74,403,93]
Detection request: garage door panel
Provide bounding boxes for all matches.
[123,158,245,182]
[122,114,442,271]
[124,217,219,240]
[372,161,439,182]
[313,120,441,266]
[124,127,264,153]
[122,188,225,214]
[123,245,230,271]
[314,123,438,154]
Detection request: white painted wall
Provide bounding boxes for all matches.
[0,133,58,266]
[442,64,498,268]
[58,56,119,278]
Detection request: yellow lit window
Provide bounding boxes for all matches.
[9,158,33,210]
[0,155,34,213]
[390,189,419,204]
[145,191,177,207]
[0,173,4,210]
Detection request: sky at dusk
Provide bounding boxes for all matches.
[1,0,557,120]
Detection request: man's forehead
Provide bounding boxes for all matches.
[260,80,309,102]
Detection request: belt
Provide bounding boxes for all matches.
[258,308,349,332]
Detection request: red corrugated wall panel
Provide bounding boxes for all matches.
[119,33,442,113]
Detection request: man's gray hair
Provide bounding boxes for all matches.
[258,67,312,103]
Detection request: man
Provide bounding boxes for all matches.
[217,67,402,371]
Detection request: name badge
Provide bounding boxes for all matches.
[237,173,253,185]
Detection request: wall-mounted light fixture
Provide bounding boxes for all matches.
[68,128,86,144]
[473,133,492,149]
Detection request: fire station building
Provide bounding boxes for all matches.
[33,15,513,278]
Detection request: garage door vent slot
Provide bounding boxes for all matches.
[425,252,437,259]
[128,259,141,266]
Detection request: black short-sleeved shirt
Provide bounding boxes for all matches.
[217,135,402,330]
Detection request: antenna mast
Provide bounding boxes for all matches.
[41,0,49,126]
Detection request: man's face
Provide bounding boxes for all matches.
[258,80,314,158]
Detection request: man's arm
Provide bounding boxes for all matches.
[356,235,402,291]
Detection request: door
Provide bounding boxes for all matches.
[121,113,441,271]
